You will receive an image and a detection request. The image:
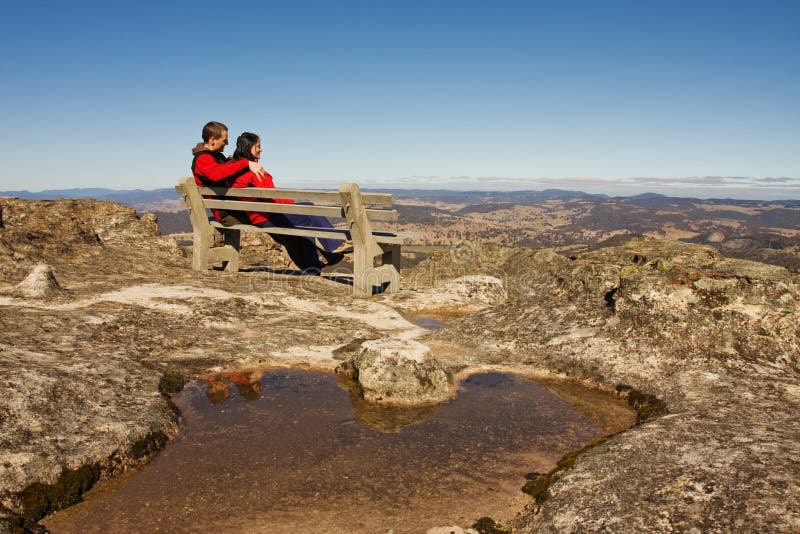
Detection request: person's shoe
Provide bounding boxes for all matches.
[317,243,354,255]
[321,251,345,268]
[334,244,354,254]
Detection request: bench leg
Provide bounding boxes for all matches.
[218,228,241,272]
[353,264,400,297]
[352,244,372,297]
[367,265,400,294]
[192,229,211,271]
[193,228,241,272]
[352,244,401,297]
[207,245,239,271]
[380,244,401,293]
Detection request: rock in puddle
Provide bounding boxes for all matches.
[337,338,452,405]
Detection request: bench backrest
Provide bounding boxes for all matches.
[186,180,397,222]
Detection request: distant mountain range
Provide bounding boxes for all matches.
[0,186,722,207]
[3,187,798,214]
[0,187,614,213]
[4,186,798,272]
[368,188,610,202]
[0,187,179,207]
[0,186,608,200]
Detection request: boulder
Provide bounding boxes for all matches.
[340,339,452,405]
[14,263,63,298]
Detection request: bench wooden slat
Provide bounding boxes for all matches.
[211,222,349,241]
[198,186,394,206]
[209,222,411,245]
[203,199,399,222]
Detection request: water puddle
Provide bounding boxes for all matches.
[43,370,630,533]
[412,316,446,330]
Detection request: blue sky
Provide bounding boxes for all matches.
[1,0,798,198]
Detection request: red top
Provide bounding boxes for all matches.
[191,150,293,225]
[229,168,293,225]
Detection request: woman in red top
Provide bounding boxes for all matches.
[229,132,345,274]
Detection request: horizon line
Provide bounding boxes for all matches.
[2,184,799,203]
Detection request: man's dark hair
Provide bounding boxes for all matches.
[202,121,228,142]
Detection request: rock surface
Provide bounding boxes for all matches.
[1,198,799,532]
[425,238,800,533]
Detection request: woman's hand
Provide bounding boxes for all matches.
[248,161,267,177]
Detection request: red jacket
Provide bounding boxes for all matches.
[191,150,250,222]
[229,167,293,225]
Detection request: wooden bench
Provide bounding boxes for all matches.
[175,177,410,297]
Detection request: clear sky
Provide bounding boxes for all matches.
[1,0,798,199]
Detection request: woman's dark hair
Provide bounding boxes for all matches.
[232,132,261,161]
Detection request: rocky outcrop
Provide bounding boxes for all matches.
[426,238,800,532]
[1,197,799,532]
[388,274,508,318]
[0,197,183,285]
[0,345,177,523]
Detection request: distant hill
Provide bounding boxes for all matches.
[0,187,180,208]
[5,186,797,208]
[0,186,610,215]
[368,188,609,203]
[626,192,669,199]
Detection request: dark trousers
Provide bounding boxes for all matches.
[256,203,343,272]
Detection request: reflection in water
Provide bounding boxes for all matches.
[200,370,264,404]
[44,370,625,534]
[340,375,441,433]
[202,369,439,433]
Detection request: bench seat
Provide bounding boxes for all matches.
[209,221,410,245]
